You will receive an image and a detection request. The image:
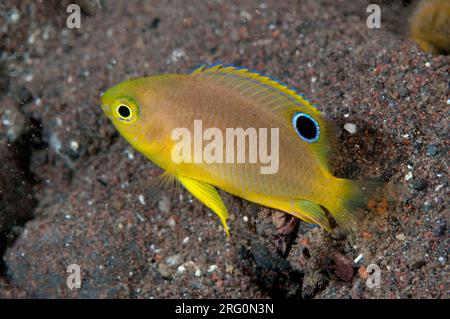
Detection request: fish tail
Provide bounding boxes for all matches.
[323,177,407,236]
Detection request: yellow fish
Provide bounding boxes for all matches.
[409,0,450,55]
[100,64,400,237]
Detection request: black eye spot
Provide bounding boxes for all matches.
[292,113,319,142]
[118,105,131,118]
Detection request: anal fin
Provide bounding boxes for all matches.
[292,200,332,232]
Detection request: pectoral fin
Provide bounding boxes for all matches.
[292,200,332,232]
[177,175,230,237]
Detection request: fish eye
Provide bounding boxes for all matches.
[292,113,320,143]
[117,104,132,118]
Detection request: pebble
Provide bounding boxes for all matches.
[167,216,176,228]
[396,233,406,241]
[169,48,186,63]
[426,144,438,157]
[358,266,368,279]
[176,265,186,274]
[409,258,426,270]
[404,172,413,181]
[124,148,134,160]
[344,123,357,134]
[138,194,146,206]
[9,9,20,23]
[69,140,79,153]
[411,179,426,191]
[432,220,446,237]
[158,263,172,279]
[240,10,252,22]
[1,106,27,143]
[166,254,182,267]
[354,254,364,265]
[398,85,409,98]
[422,202,432,212]
[225,264,234,273]
[207,264,218,273]
[158,197,171,213]
[333,254,354,282]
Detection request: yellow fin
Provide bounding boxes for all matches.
[294,200,332,232]
[177,175,230,237]
[191,63,315,114]
[190,63,335,171]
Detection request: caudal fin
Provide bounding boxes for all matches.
[324,178,407,236]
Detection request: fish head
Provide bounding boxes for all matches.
[100,77,161,150]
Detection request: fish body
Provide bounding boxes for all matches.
[409,0,450,55]
[101,64,398,236]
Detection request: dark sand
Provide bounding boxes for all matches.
[0,0,448,298]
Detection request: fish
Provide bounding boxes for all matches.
[100,64,402,237]
[409,0,450,55]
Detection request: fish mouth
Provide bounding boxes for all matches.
[101,104,111,117]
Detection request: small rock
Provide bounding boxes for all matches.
[354,254,364,266]
[432,220,446,237]
[168,48,185,64]
[396,233,406,241]
[1,98,28,143]
[404,172,413,181]
[333,253,354,282]
[272,211,286,229]
[207,265,218,273]
[411,179,426,191]
[165,254,182,267]
[157,263,172,279]
[158,196,170,213]
[9,8,21,23]
[398,85,409,98]
[177,265,186,274]
[216,279,224,288]
[138,194,146,206]
[225,264,234,273]
[358,266,368,279]
[422,202,432,212]
[343,123,357,134]
[69,140,79,153]
[426,144,438,157]
[409,258,426,270]
[167,216,176,228]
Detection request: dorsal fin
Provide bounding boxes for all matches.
[191,63,316,112]
[189,63,336,172]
